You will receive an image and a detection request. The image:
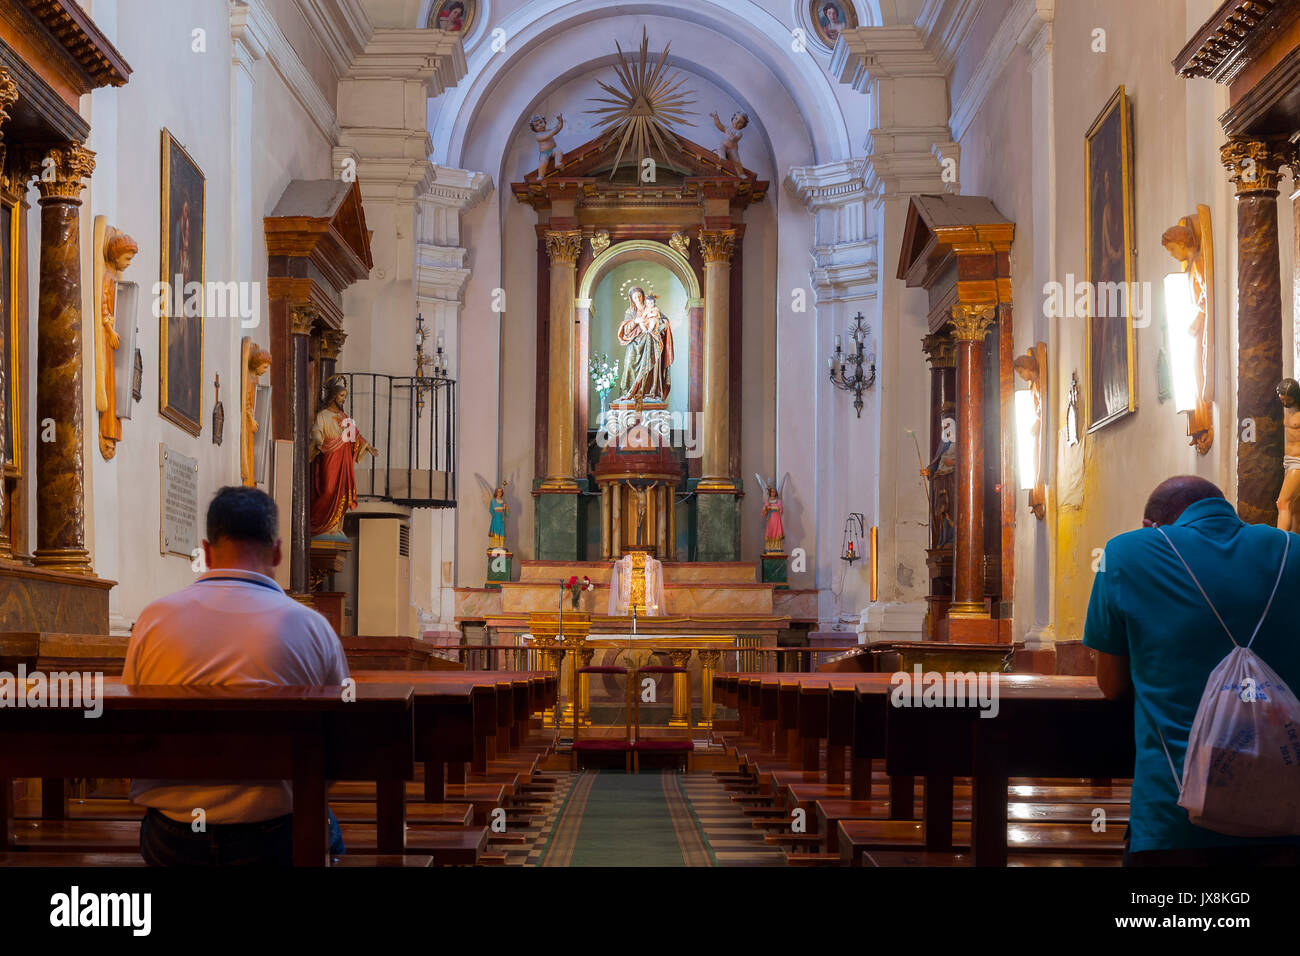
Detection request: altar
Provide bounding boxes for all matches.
[524,618,737,729]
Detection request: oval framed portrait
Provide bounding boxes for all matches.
[807,0,858,52]
[428,0,476,37]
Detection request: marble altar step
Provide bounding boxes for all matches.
[515,559,759,585]
[500,580,775,615]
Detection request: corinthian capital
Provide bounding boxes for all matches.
[0,68,17,131]
[290,303,319,336]
[698,229,736,264]
[1221,136,1288,194]
[949,303,997,342]
[921,331,956,367]
[544,230,583,265]
[320,328,347,359]
[28,143,96,201]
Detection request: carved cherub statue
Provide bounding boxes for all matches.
[241,336,272,486]
[710,110,749,167]
[530,113,565,179]
[93,216,139,460]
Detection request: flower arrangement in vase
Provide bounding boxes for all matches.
[565,574,594,610]
[590,351,620,418]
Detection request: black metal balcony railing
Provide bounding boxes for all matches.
[341,372,456,508]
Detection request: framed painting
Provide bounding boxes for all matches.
[809,1,858,51]
[429,0,475,35]
[159,129,204,436]
[1083,85,1137,432]
[1,196,18,474]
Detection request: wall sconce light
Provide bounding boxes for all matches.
[828,312,876,418]
[1012,342,1047,520]
[1161,205,1214,454]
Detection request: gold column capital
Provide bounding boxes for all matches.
[544,229,583,265]
[0,67,18,127]
[699,229,736,264]
[922,330,956,367]
[949,303,997,342]
[698,649,721,666]
[319,328,347,359]
[1221,136,1288,194]
[668,649,692,668]
[290,303,319,336]
[29,143,95,201]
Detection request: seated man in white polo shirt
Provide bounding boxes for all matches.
[123,485,350,866]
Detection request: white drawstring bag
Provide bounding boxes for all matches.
[1150,528,1300,837]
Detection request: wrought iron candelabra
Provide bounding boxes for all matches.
[827,312,876,418]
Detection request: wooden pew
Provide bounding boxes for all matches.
[717,671,1133,867]
[0,684,414,867]
[881,674,1133,866]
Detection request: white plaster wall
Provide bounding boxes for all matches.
[950,0,1283,642]
[80,0,335,628]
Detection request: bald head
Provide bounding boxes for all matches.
[1142,476,1225,527]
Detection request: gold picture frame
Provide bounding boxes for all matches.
[809,1,858,51]
[428,0,475,36]
[1083,85,1137,433]
[159,129,205,437]
[1,195,20,476]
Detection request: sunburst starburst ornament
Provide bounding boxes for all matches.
[586,27,696,180]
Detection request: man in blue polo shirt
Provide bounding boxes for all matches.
[1084,475,1300,866]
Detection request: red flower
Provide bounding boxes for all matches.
[567,575,577,588]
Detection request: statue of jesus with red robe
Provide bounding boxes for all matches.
[309,376,377,537]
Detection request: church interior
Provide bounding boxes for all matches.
[2,0,1300,896]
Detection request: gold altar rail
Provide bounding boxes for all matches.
[430,641,868,730]
[438,641,859,674]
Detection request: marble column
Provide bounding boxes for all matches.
[698,229,735,487]
[921,330,956,637]
[0,68,16,559]
[947,304,996,621]
[31,143,95,572]
[1222,138,1285,526]
[289,303,316,596]
[543,229,582,487]
[697,229,740,562]
[535,230,583,561]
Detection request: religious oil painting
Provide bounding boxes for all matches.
[159,129,205,436]
[1083,85,1137,432]
[810,1,857,50]
[430,0,474,34]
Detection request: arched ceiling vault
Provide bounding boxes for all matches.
[429,0,859,179]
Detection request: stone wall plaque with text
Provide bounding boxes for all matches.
[160,443,199,557]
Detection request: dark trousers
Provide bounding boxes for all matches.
[1124,844,1300,867]
[140,807,345,867]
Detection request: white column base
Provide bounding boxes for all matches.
[1021,624,1055,650]
[857,600,927,645]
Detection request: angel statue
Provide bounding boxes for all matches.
[477,475,512,550]
[753,473,789,554]
[530,113,564,179]
[710,109,749,167]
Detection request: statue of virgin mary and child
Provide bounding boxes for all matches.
[616,286,673,403]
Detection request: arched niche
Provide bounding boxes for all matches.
[579,239,701,302]
[578,240,702,430]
